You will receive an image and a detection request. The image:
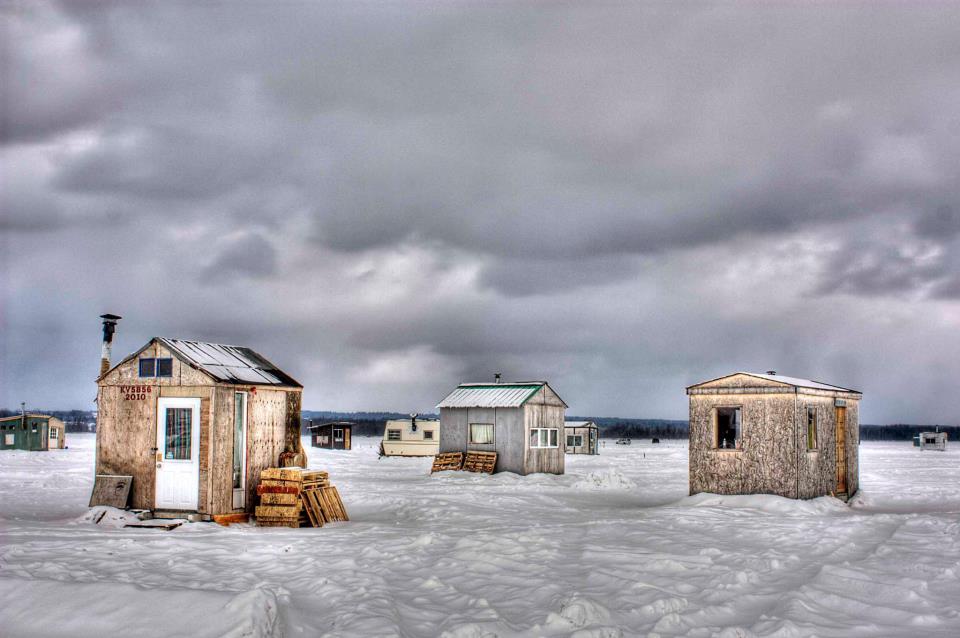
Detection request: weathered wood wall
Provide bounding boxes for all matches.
[689,392,799,497]
[688,374,860,499]
[523,386,566,475]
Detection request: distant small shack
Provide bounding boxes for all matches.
[0,414,65,451]
[309,421,353,450]
[96,326,303,518]
[381,417,440,457]
[916,431,948,451]
[437,381,568,475]
[686,371,862,500]
[564,421,599,455]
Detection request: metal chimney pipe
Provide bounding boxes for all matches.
[99,314,121,377]
[494,372,501,384]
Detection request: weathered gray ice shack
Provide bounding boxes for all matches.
[437,381,568,475]
[686,372,862,500]
[95,324,303,518]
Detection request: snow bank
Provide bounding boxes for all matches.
[3,436,960,637]
[571,469,637,491]
[680,492,850,516]
[0,577,279,638]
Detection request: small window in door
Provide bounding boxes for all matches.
[49,427,59,439]
[715,407,741,449]
[164,407,192,460]
[334,429,344,441]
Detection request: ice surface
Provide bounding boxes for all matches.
[1,436,959,636]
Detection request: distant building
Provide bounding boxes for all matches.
[309,421,353,450]
[565,421,599,455]
[916,431,948,451]
[686,372,862,500]
[96,317,303,517]
[380,417,440,457]
[437,381,568,475]
[0,414,65,451]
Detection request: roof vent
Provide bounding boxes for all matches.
[766,370,776,375]
[494,372,501,384]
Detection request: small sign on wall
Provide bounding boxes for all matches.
[121,385,152,400]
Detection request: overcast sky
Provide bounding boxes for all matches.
[2,2,960,423]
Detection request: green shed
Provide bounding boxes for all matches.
[0,414,66,451]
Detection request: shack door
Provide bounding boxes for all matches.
[835,406,847,494]
[155,397,201,511]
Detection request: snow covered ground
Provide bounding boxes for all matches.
[1,435,959,637]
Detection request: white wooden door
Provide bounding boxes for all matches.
[155,397,201,511]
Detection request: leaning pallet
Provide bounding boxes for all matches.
[255,467,347,528]
[463,451,498,474]
[431,452,464,473]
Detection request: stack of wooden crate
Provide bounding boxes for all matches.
[255,467,348,528]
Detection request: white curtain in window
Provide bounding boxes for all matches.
[470,423,494,444]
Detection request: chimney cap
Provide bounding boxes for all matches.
[100,313,122,321]
[494,372,502,383]
[766,370,776,375]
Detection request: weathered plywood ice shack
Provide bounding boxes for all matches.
[309,421,353,450]
[564,420,599,455]
[94,316,303,518]
[437,380,568,475]
[0,414,66,451]
[687,371,862,500]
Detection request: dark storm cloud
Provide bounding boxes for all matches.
[202,233,278,282]
[2,2,960,423]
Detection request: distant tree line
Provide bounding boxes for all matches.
[2,407,953,441]
[860,424,957,441]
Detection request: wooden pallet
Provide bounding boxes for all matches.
[255,467,346,528]
[463,451,497,474]
[302,486,349,525]
[431,452,464,473]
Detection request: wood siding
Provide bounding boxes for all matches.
[689,385,860,499]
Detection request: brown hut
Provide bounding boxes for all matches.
[95,328,303,518]
[686,371,862,500]
[309,421,353,450]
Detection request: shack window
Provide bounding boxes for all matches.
[423,430,434,440]
[470,423,494,444]
[333,429,344,441]
[164,407,192,460]
[139,358,156,377]
[49,427,59,439]
[4,433,13,445]
[387,429,401,441]
[715,407,741,449]
[530,428,559,448]
[156,358,173,377]
[806,407,818,450]
[567,435,583,447]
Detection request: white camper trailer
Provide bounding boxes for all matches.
[380,417,440,457]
